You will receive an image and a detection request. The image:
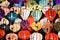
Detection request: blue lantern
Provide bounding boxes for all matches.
[7,11,18,23]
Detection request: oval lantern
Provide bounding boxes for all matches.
[42,22,53,34]
[27,16,34,24]
[18,30,30,40]
[20,5,30,20]
[1,6,10,16]
[20,20,29,29]
[0,8,5,19]
[58,31,60,38]
[58,9,60,17]
[54,22,60,32]
[10,23,21,32]
[7,11,18,23]
[45,33,58,40]
[30,22,42,31]
[55,0,60,4]
[0,24,10,31]
[45,8,56,21]
[53,4,60,13]
[39,0,48,7]
[55,18,60,23]
[0,29,5,39]
[31,7,42,21]
[42,5,50,14]
[6,33,18,40]
[30,32,43,40]
[40,17,50,26]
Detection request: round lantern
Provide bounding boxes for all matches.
[20,20,29,29]
[30,32,43,40]
[42,5,50,14]
[7,11,18,23]
[42,22,53,34]
[10,23,21,32]
[18,30,30,40]
[1,6,10,16]
[30,22,42,31]
[27,16,34,24]
[20,5,30,20]
[0,29,5,39]
[0,8,5,19]
[45,33,58,40]
[31,7,42,21]
[54,22,60,32]
[0,24,10,31]
[39,0,48,7]
[55,18,60,23]
[6,33,18,40]
[53,4,60,13]
[45,8,56,21]
[55,0,60,4]
[58,9,60,17]
[40,17,50,26]
[58,31,60,38]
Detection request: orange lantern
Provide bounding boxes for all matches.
[18,30,30,40]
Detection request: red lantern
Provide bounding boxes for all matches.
[27,16,34,24]
[45,8,56,21]
[0,29,5,39]
[18,30,30,40]
[45,33,58,40]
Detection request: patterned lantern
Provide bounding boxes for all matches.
[18,30,30,40]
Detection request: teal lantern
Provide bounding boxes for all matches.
[31,9,42,21]
[7,11,18,23]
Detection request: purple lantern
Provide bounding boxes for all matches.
[56,0,60,4]
[20,20,29,29]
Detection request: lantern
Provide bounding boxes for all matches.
[45,33,58,40]
[18,30,30,40]
[58,31,60,38]
[0,0,6,2]
[0,24,10,31]
[30,22,42,31]
[20,5,30,20]
[0,8,5,19]
[20,20,29,29]
[0,29,5,39]
[42,22,53,34]
[42,5,50,14]
[54,22,60,32]
[6,33,18,40]
[45,8,56,21]
[55,18,60,23]
[7,11,18,23]
[55,0,60,4]
[31,7,42,21]
[27,16,34,24]
[30,32,43,40]
[10,23,21,32]
[58,9,60,17]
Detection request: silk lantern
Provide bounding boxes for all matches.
[0,8,5,19]
[27,16,34,24]
[54,22,60,32]
[31,7,42,21]
[55,18,60,23]
[10,23,21,32]
[0,29,5,39]
[45,8,56,21]
[18,30,30,40]
[7,11,18,23]
[55,0,60,4]
[0,24,10,31]
[30,22,42,31]
[6,33,18,40]
[30,32,43,40]
[45,33,58,40]
[42,22,53,34]
[20,20,29,29]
